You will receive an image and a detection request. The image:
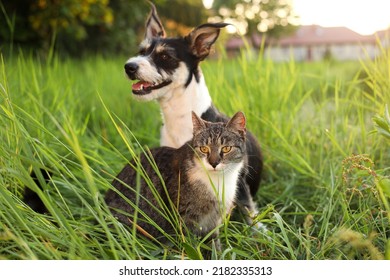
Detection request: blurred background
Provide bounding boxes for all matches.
[1,0,389,59]
[1,1,389,261]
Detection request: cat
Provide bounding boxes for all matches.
[104,111,247,243]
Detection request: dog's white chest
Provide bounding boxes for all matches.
[159,101,194,148]
[159,74,212,148]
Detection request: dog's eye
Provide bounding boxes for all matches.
[160,53,169,60]
[139,49,147,56]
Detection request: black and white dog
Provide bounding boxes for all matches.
[124,4,263,225]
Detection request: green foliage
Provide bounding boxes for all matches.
[0,0,116,55]
[0,47,389,259]
[1,0,299,56]
[0,0,203,56]
[373,105,390,140]
[156,0,208,32]
[29,0,113,41]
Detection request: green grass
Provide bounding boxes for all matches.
[0,47,389,260]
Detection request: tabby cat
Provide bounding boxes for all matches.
[105,111,248,242]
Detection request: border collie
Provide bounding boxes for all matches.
[124,4,263,225]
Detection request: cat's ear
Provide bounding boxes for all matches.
[227,112,246,137]
[186,23,229,60]
[192,111,206,133]
[145,2,166,39]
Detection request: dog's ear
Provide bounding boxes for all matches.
[186,23,229,60]
[145,3,166,39]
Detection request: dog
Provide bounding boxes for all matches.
[124,4,263,225]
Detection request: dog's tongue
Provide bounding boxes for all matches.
[132,81,152,91]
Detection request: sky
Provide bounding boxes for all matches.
[292,0,390,35]
[203,0,390,35]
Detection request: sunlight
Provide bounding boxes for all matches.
[293,0,390,34]
[202,0,213,9]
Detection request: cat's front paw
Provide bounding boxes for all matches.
[252,221,268,232]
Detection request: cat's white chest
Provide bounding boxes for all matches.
[190,161,243,213]
[206,169,240,212]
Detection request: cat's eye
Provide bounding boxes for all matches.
[199,146,209,153]
[221,146,232,153]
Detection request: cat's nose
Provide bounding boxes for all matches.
[209,153,221,169]
[210,160,220,169]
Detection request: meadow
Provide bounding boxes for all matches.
[0,47,389,260]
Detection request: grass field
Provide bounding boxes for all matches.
[0,48,389,260]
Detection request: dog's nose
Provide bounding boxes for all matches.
[124,62,138,75]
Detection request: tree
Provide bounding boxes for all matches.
[156,0,208,36]
[0,0,115,56]
[211,0,298,39]
[29,0,113,54]
[0,0,209,56]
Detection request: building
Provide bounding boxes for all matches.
[226,25,390,61]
